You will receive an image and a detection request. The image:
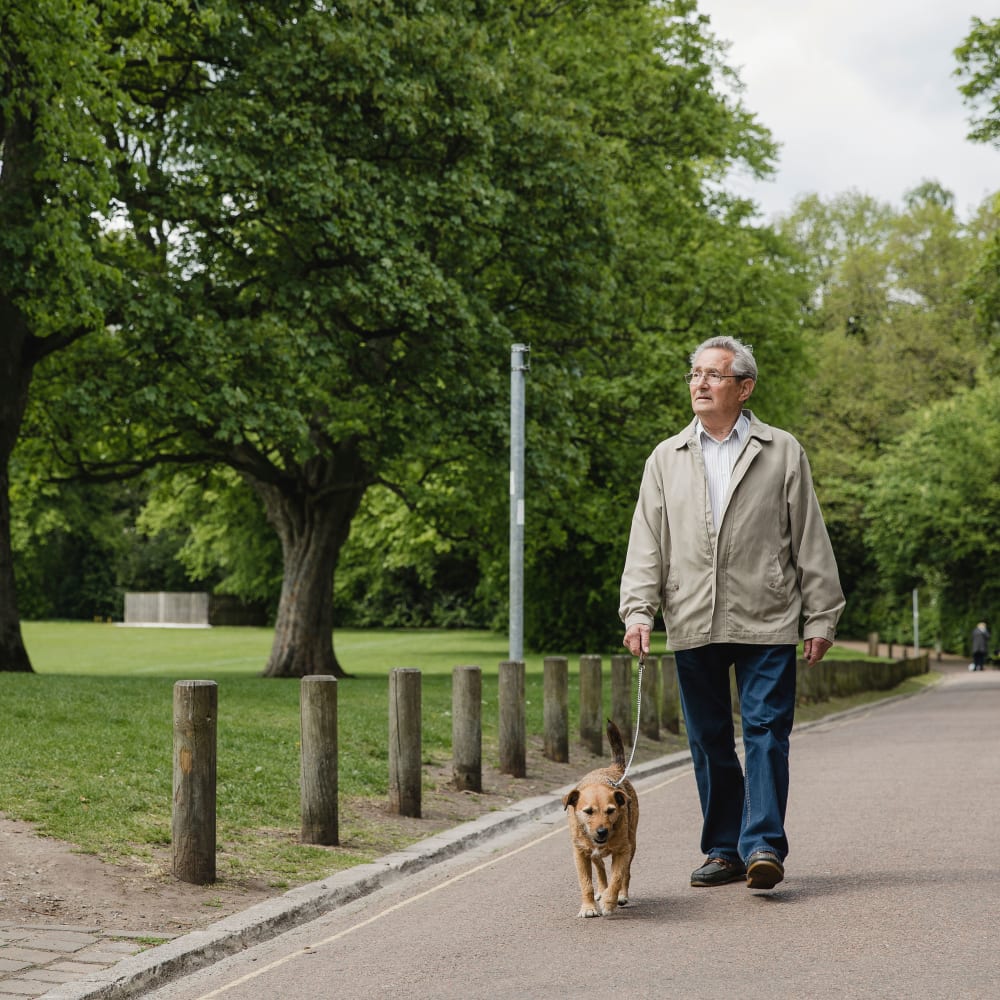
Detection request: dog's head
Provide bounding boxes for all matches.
[562,782,629,846]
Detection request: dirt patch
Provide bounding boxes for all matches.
[0,815,278,935]
[0,730,685,935]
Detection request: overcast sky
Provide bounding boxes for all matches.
[700,0,999,220]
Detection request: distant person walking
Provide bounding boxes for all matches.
[619,335,844,892]
[971,622,990,671]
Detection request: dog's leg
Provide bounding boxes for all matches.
[593,854,609,904]
[573,849,600,918]
[602,851,629,914]
[620,794,638,905]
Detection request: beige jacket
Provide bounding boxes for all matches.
[619,411,844,650]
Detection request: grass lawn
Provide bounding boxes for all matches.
[4,622,929,890]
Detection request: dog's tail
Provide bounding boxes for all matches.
[606,718,627,771]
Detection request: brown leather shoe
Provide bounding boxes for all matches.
[690,857,747,887]
[746,850,784,890]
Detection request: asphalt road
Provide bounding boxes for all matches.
[137,666,1000,1000]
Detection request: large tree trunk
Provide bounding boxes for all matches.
[253,450,367,678]
[0,471,32,673]
[0,298,36,673]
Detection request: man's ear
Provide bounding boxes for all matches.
[739,378,756,403]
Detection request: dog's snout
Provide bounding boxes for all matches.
[595,827,609,843]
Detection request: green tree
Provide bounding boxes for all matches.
[779,186,994,635]
[0,1,194,670]
[866,379,1000,650]
[956,16,1000,148]
[331,2,805,653]
[956,16,1000,371]
[26,0,798,670]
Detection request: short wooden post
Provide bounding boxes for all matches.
[452,666,482,791]
[610,654,632,739]
[579,655,603,755]
[172,680,217,885]
[640,655,660,740]
[499,660,526,777]
[300,675,338,845]
[543,656,569,763]
[867,631,880,657]
[730,665,740,715]
[389,668,421,818]
[660,654,680,734]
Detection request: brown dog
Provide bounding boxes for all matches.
[561,719,639,917]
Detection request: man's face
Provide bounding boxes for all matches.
[688,347,754,425]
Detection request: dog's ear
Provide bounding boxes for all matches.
[613,790,628,808]
[563,789,580,810]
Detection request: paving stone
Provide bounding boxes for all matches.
[73,946,142,964]
[44,961,109,975]
[23,969,77,983]
[23,934,96,952]
[0,979,51,996]
[0,950,59,965]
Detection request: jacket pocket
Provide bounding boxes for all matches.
[766,554,786,596]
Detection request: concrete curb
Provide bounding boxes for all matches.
[43,680,939,999]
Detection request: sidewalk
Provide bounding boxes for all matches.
[14,650,975,999]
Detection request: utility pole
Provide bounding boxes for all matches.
[912,588,919,653]
[509,344,530,662]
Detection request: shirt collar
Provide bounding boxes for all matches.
[696,411,750,446]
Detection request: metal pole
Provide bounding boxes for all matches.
[912,588,919,653]
[509,344,529,662]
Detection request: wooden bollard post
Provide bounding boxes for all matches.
[543,656,569,763]
[499,660,526,777]
[610,654,632,739]
[579,655,602,756]
[389,668,421,818]
[172,680,217,885]
[730,665,740,716]
[640,654,660,740]
[797,657,816,701]
[660,654,680,734]
[452,666,482,791]
[300,675,338,846]
[867,631,880,657]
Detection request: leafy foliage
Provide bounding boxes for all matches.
[956,16,1000,149]
[779,185,996,637]
[866,379,1000,650]
[18,0,801,664]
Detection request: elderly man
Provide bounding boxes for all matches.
[620,336,844,890]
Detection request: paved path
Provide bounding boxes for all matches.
[13,660,1000,1000]
[33,657,999,1000]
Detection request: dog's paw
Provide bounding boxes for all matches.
[577,904,601,918]
[616,893,629,906]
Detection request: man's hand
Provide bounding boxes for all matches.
[803,637,832,666]
[623,624,651,658]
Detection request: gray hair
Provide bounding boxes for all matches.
[690,336,758,382]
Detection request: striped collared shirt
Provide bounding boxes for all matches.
[698,412,750,530]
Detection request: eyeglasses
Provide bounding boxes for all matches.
[684,370,743,385]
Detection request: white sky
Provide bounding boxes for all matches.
[700,0,999,220]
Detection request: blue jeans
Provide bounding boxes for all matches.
[675,643,797,865]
